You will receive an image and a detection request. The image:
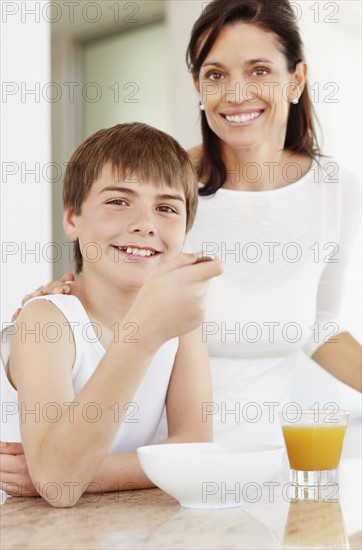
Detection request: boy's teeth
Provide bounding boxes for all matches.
[125,247,155,256]
[225,111,261,122]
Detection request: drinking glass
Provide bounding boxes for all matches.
[279,409,349,499]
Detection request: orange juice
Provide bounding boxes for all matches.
[282,425,347,471]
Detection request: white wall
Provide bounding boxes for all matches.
[1,7,52,324]
[166,1,204,148]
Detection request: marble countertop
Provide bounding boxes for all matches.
[1,458,361,550]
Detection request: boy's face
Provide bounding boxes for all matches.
[64,164,187,290]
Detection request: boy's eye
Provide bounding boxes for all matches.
[251,67,269,77]
[157,205,177,214]
[106,199,128,206]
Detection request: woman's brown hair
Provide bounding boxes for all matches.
[186,0,321,195]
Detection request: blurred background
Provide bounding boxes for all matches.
[1,1,361,430]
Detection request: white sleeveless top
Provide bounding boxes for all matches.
[0,295,178,451]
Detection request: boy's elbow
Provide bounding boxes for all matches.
[34,470,83,508]
[48,496,79,509]
[40,482,82,508]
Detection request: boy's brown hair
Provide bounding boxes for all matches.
[63,123,198,273]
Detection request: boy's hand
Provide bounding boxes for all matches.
[0,442,38,497]
[128,253,223,347]
[11,273,75,321]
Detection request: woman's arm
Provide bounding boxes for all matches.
[312,332,362,392]
[302,166,361,392]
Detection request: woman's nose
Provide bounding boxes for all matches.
[222,77,243,103]
[222,74,257,103]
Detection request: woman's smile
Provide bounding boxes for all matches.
[220,108,265,126]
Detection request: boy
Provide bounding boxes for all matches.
[1,123,222,507]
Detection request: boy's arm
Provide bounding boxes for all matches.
[12,255,223,507]
[163,326,212,442]
[81,326,212,493]
[90,326,212,492]
[0,442,153,497]
[12,300,159,507]
[1,329,212,497]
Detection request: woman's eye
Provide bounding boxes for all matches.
[106,199,128,206]
[157,205,177,214]
[205,71,224,81]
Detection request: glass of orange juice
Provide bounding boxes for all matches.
[279,409,349,497]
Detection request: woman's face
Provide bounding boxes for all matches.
[195,22,306,152]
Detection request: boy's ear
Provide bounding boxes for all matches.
[63,208,78,241]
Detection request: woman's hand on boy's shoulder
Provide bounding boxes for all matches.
[11,273,75,322]
[127,253,223,348]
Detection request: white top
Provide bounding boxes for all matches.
[185,158,360,444]
[0,294,178,450]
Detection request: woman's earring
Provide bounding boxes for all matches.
[291,97,299,104]
[200,103,205,111]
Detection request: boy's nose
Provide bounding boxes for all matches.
[128,213,157,236]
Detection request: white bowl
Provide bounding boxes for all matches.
[137,442,284,509]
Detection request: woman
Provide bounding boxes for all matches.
[182,0,361,445]
[1,0,360,495]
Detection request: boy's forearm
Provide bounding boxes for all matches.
[88,452,154,493]
[0,430,212,500]
[89,432,213,494]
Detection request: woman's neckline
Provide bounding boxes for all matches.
[199,158,317,196]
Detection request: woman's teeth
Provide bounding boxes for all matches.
[225,111,261,123]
